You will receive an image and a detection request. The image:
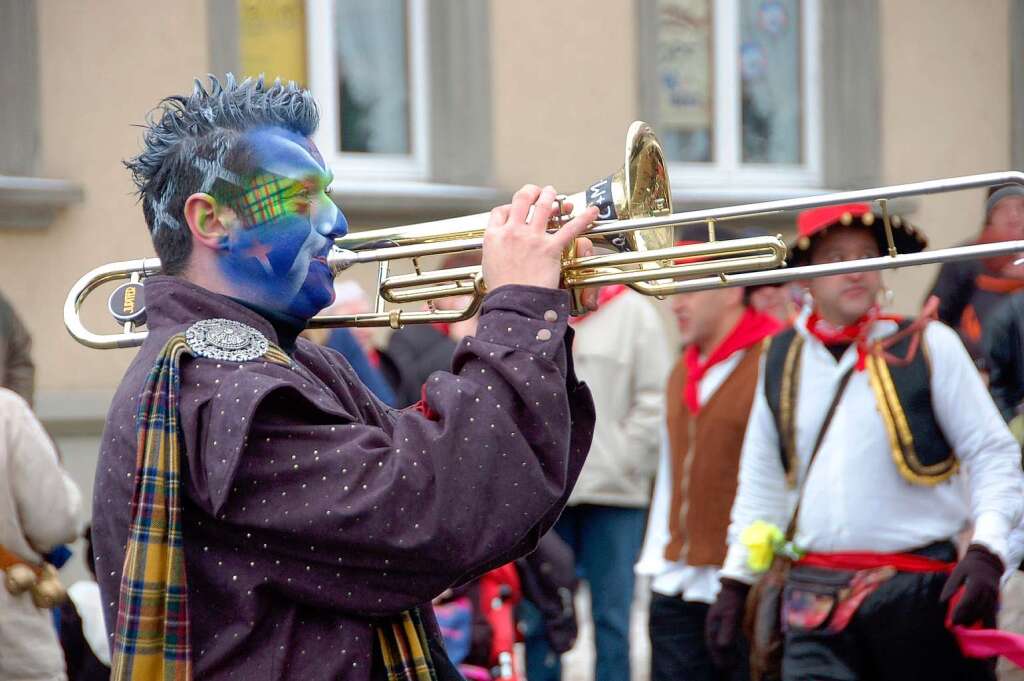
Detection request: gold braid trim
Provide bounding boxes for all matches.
[780,335,804,488]
[866,350,958,486]
[264,346,291,365]
[866,352,909,478]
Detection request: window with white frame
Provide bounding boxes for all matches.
[306,0,430,183]
[649,0,821,189]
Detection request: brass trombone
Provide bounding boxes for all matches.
[64,121,1024,350]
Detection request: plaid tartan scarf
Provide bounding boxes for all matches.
[112,331,438,680]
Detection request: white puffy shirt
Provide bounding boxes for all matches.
[0,388,82,680]
[722,315,1024,584]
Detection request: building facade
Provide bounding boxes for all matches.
[0,0,1021,573]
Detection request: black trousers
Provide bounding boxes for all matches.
[648,591,750,681]
[782,547,996,681]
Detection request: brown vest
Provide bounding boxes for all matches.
[663,344,763,567]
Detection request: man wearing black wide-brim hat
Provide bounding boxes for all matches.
[706,203,1023,681]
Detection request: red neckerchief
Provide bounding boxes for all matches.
[806,306,895,371]
[683,307,782,413]
[567,285,629,326]
[805,297,941,371]
[431,322,451,337]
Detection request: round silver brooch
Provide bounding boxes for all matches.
[185,318,269,362]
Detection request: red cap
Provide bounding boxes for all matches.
[672,239,706,266]
[795,203,875,250]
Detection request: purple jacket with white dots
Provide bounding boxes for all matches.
[91,276,595,680]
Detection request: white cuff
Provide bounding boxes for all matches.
[971,511,1014,566]
[719,543,757,585]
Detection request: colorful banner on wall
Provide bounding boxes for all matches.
[239,0,307,85]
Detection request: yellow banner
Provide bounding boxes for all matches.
[238,0,307,85]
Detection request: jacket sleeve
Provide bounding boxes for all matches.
[983,296,1024,421]
[929,259,974,329]
[6,392,81,553]
[927,322,1024,565]
[0,295,35,405]
[515,531,578,654]
[185,286,594,617]
[621,297,670,478]
[720,355,792,584]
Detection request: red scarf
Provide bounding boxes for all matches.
[805,306,904,371]
[806,298,940,371]
[568,285,629,326]
[683,308,782,413]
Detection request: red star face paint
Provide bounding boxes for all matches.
[212,126,348,320]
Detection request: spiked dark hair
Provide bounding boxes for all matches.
[124,74,319,274]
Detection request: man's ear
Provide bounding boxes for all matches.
[184,193,231,251]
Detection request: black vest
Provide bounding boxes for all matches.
[764,321,957,487]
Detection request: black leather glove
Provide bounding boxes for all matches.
[705,578,751,669]
[939,544,1004,627]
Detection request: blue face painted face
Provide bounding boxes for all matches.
[214,126,348,320]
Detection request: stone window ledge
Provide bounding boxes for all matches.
[331,180,504,224]
[0,175,84,229]
[331,180,920,232]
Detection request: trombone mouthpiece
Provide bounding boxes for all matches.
[328,248,360,274]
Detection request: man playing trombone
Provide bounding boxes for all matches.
[91,75,598,681]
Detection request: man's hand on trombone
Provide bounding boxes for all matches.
[483,184,600,311]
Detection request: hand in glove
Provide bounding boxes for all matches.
[705,578,751,669]
[939,544,1004,627]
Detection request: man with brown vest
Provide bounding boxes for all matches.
[636,276,781,681]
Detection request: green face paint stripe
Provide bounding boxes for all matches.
[230,174,300,226]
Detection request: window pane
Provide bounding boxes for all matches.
[335,0,410,154]
[654,0,714,163]
[739,0,802,164]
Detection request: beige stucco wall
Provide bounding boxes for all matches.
[0,0,209,397]
[0,0,1016,401]
[880,0,1012,314]
[491,0,638,192]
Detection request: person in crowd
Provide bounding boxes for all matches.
[636,271,781,681]
[708,204,1023,681]
[0,387,82,680]
[437,531,577,681]
[0,289,35,404]
[928,183,1024,363]
[59,526,111,681]
[381,252,483,407]
[747,283,800,325]
[327,279,378,355]
[304,280,397,406]
[91,74,598,681]
[522,284,669,681]
[983,290,1024,432]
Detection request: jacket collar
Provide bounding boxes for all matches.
[143,275,281,347]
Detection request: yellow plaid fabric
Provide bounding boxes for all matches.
[376,608,439,681]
